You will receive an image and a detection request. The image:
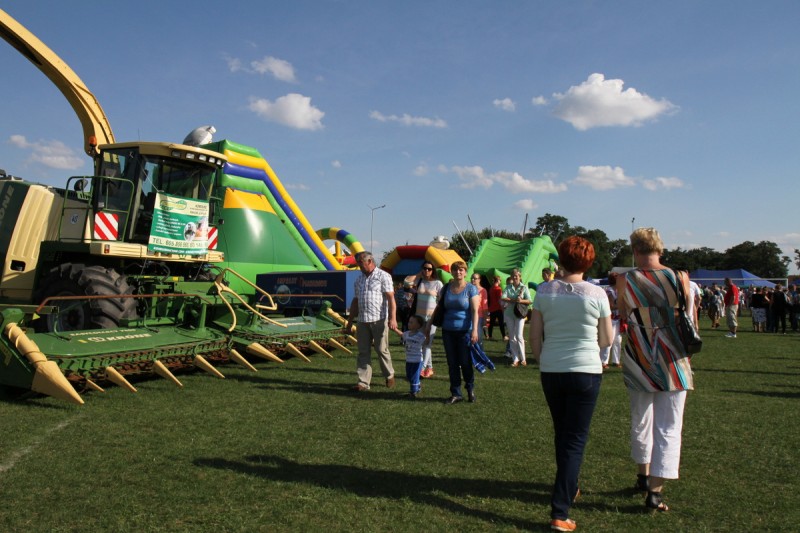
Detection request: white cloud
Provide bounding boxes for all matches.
[642,176,685,191]
[532,95,548,106]
[514,199,538,210]
[553,73,677,130]
[573,165,636,190]
[493,98,516,112]
[225,54,297,82]
[448,165,494,189]
[285,183,310,191]
[369,110,447,128]
[248,93,324,131]
[224,55,243,72]
[413,164,429,176]
[493,171,568,194]
[9,135,84,170]
[439,165,568,193]
[331,160,342,168]
[251,56,297,82]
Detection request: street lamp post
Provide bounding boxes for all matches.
[369,204,386,253]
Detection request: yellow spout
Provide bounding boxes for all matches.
[153,360,183,388]
[285,343,311,363]
[245,343,284,363]
[308,340,333,358]
[327,338,353,355]
[194,355,225,379]
[4,323,83,405]
[230,349,258,372]
[105,366,138,393]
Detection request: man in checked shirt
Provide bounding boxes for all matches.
[345,252,397,391]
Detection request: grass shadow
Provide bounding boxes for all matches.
[721,389,800,399]
[194,453,552,529]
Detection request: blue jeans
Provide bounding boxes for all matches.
[540,372,602,520]
[406,361,422,393]
[441,329,474,397]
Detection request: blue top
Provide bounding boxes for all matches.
[442,283,479,331]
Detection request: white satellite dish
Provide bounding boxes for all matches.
[183,125,216,146]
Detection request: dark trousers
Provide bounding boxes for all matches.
[773,308,787,333]
[441,329,474,397]
[541,372,602,520]
[488,310,505,339]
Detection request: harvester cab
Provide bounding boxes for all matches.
[91,142,223,244]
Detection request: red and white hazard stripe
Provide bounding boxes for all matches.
[207,227,218,249]
[93,212,119,240]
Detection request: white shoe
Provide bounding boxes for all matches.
[725,332,737,338]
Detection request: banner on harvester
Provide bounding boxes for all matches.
[147,192,209,255]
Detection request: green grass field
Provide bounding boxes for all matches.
[1,316,798,532]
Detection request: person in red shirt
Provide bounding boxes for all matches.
[723,277,740,338]
[487,276,505,340]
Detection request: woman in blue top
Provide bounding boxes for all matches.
[529,236,612,532]
[426,260,480,404]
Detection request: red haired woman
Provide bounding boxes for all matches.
[530,236,612,531]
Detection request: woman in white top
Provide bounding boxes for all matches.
[529,236,612,532]
[502,268,531,366]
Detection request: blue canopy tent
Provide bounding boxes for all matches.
[688,269,775,288]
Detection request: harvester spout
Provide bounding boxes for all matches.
[105,366,138,393]
[0,8,115,156]
[327,338,353,355]
[194,355,225,379]
[153,360,184,388]
[4,323,84,405]
[308,340,333,359]
[229,349,258,372]
[246,343,284,364]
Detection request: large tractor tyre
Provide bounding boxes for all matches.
[34,263,139,332]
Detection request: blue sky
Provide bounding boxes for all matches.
[2,1,798,273]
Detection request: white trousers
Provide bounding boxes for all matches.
[599,319,621,365]
[628,389,687,479]
[507,316,526,363]
[422,324,437,368]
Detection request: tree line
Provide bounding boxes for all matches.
[448,213,791,280]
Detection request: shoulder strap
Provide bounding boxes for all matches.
[670,270,689,311]
[666,269,686,311]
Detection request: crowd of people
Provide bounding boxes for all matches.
[697,281,798,335]
[345,229,793,531]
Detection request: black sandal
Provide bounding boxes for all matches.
[645,491,669,512]
[635,474,649,492]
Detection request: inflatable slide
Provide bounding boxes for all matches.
[467,236,559,290]
[381,244,463,282]
[202,140,362,292]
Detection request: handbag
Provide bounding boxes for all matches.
[511,285,531,319]
[672,271,702,355]
[513,302,530,319]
